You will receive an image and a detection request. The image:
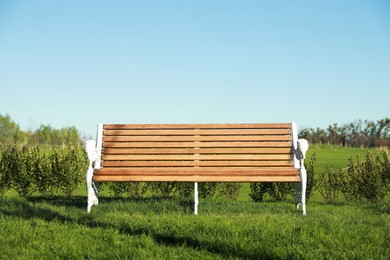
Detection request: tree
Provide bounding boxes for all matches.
[0,114,24,147]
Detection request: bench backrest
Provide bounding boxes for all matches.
[93,123,300,182]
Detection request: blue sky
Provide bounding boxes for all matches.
[1,0,389,138]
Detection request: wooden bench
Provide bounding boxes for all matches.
[85,122,309,215]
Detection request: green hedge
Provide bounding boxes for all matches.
[1,146,389,203]
[317,151,390,203]
[0,146,88,197]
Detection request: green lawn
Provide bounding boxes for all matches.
[1,144,389,259]
[0,196,389,259]
[306,144,381,172]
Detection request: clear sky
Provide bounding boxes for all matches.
[1,0,389,138]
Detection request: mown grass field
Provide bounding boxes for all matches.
[1,144,389,259]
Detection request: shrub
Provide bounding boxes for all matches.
[317,166,343,203]
[217,182,242,201]
[357,151,387,203]
[107,182,131,197]
[50,146,87,196]
[148,182,176,197]
[380,151,390,192]
[0,148,13,196]
[0,145,88,197]
[107,182,149,198]
[175,182,194,198]
[249,182,268,202]
[198,182,218,199]
[31,147,55,196]
[318,151,390,203]
[3,146,37,197]
[305,152,316,201]
[129,182,148,198]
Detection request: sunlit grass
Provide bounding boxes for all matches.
[0,196,389,259]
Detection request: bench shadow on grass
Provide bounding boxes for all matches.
[0,196,274,259]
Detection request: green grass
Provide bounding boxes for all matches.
[0,196,389,259]
[306,144,382,173]
[1,144,389,259]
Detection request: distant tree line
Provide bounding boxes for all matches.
[1,113,389,149]
[299,118,390,148]
[0,114,83,149]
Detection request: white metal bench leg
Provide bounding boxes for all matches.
[86,164,99,213]
[297,164,307,216]
[294,138,308,216]
[85,125,103,213]
[194,182,199,215]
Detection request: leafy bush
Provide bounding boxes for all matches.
[4,147,37,197]
[198,182,218,199]
[0,149,11,196]
[107,182,131,197]
[250,182,294,202]
[54,147,88,196]
[147,182,176,197]
[217,182,242,201]
[341,151,388,203]
[31,147,54,196]
[305,152,316,201]
[380,151,390,192]
[175,182,194,198]
[0,145,87,197]
[317,166,343,203]
[249,183,268,202]
[318,151,390,203]
[107,182,148,198]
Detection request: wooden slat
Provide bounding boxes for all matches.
[102,147,292,155]
[102,160,293,167]
[103,129,290,136]
[103,123,292,130]
[103,135,291,142]
[102,154,292,161]
[94,167,298,175]
[103,141,292,148]
[94,175,300,182]
[93,168,300,182]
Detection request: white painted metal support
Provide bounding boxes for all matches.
[297,163,307,216]
[95,123,103,170]
[294,138,309,216]
[291,122,300,169]
[194,182,199,215]
[85,124,103,213]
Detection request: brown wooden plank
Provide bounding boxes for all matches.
[103,135,291,142]
[102,147,292,155]
[103,129,291,136]
[102,154,292,161]
[102,160,293,167]
[94,175,300,182]
[93,167,300,182]
[94,167,298,175]
[103,123,292,130]
[102,141,292,148]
